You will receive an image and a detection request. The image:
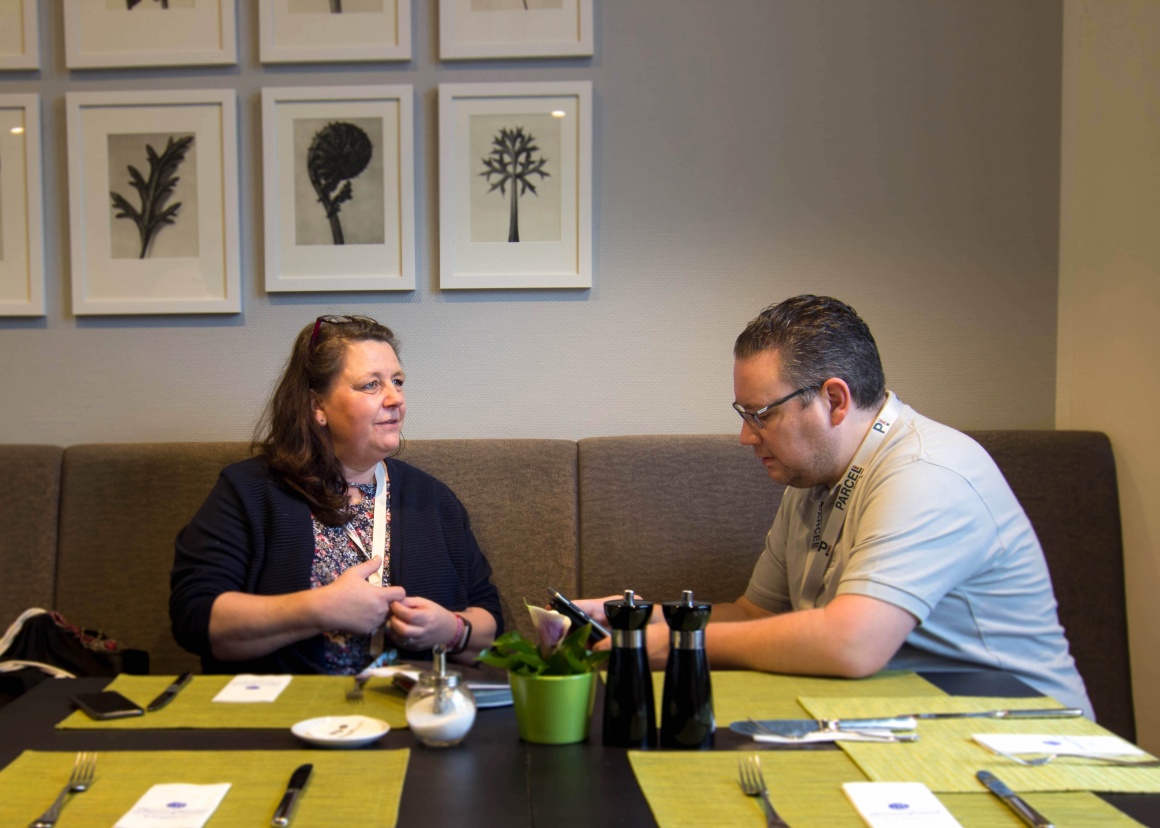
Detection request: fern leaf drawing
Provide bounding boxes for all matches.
[110,134,194,259]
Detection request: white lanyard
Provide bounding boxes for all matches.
[343,461,388,587]
[799,392,902,609]
[343,461,388,655]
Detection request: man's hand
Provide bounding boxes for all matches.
[569,595,620,628]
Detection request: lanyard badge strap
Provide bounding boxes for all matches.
[798,393,902,609]
[343,462,390,654]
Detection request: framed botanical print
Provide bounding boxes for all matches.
[63,0,237,69]
[0,0,39,70]
[259,0,411,63]
[439,0,593,60]
[439,81,592,289]
[0,94,44,316]
[261,85,416,291]
[66,89,241,315]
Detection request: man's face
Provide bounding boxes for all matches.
[733,350,839,489]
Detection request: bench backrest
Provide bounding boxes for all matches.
[1,433,1134,740]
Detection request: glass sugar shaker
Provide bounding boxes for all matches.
[405,644,477,747]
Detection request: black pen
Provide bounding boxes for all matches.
[146,671,193,712]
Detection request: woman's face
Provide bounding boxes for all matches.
[312,339,406,479]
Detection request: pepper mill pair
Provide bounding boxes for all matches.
[602,588,714,750]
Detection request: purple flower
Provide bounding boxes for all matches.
[527,605,571,659]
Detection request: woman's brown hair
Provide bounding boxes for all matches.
[253,315,400,526]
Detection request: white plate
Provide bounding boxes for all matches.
[291,715,390,748]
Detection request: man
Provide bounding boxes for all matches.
[580,295,1092,716]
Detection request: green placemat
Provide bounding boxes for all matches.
[630,749,868,827]
[627,751,1141,827]
[0,749,409,827]
[57,675,409,730]
[940,792,1145,827]
[708,669,945,725]
[798,695,1160,794]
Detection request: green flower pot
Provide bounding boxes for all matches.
[509,672,598,745]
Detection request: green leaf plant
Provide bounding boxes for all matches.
[110,134,194,260]
[478,604,608,677]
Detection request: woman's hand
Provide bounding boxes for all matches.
[207,556,404,661]
[316,556,406,636]
[386,595,458,651]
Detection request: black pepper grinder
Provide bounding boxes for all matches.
[603,589,657,748]
[660,589,714,749]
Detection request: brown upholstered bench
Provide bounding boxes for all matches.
[0,432,1134,741]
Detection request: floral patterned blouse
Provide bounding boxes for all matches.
[310,479,392,674]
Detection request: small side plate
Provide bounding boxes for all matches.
[291,715,389,748]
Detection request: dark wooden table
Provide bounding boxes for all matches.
[1,672,1156,827]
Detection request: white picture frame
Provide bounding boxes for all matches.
[439,0,592,60]
[259,0,411,64]
[261,85,415,292]
[66,89,241,315]
[0,0,39,70]
[0,94,44,316]
[439,82,592,289]
[63,0,237,69]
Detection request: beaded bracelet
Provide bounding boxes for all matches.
[446,614,465,651]
[448,614,473,654]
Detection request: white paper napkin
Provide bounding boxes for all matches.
[754,729,899,744]
[211,674,291,703]
[361,666,420,682]
[973,733,1147,758]
[114,783,230,828]
[843,782,963,828]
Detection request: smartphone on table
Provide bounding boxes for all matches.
[70,690,145,720]
[548,588,611,645]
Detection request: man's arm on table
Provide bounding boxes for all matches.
[580,592,918,677]
[703,593,918,678]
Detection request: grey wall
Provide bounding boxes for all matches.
[0,0,1062,444]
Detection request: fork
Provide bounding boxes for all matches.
[346,649,399,703]
[29,752,97,828]
[738,755,791,828]
[990,749,1160,768]
[345,675,369,704]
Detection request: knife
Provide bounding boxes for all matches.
[977,770,1054,828]
[271,763,313,827]
[145,671,193,712]
[731,716,917,737]
[913,708,1083,720]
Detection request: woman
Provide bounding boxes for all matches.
[170,315,502,674]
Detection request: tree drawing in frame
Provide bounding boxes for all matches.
[480,126,549,243]
[294,116,385,246]
[470,113,561,244]
[108,132,199,260]
[287,0,385,13]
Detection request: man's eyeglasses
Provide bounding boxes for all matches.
[309,315,372,351]
[732,386,819,430]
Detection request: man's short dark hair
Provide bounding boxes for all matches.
[734,295,887,410]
